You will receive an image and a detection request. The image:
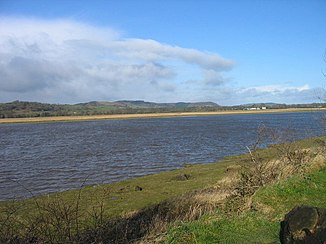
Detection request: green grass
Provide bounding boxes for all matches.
[253,166,326,220]
[166,212,279,244]
[165,166,326,244]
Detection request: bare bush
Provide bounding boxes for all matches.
[224,125,322,214]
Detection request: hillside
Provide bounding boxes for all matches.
[0,100,324,119]
[78,100,220,109]
[0,100,221,118]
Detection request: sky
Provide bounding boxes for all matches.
[0,0,325,105]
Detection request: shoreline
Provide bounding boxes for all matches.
[0,136,323,210]
[0,135,324,242]
[0,107,325,124]
[1,136,322,203]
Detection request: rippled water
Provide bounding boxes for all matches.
[0,111,324,201]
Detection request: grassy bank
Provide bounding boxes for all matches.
[0,136,325,243]
[0,154,241,242]
[166,166,326,243]
[0,107,324,124]
[0,159,236,217]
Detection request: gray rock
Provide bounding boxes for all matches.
[281,205,326,244]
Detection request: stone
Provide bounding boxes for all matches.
[135,186,143,191]
[280,205,326,244]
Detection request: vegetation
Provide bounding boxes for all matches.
[0,100,221,118]
[0,100,325,119]
[165,134,326,244]
[166,166,326,244]
[0,135,325,243]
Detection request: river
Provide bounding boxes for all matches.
[0,111,324,201]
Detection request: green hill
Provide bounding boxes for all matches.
[0,100,221,118]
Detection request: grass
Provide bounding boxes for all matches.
[166,212,280,244]
[165,165,326,244]
[0,107,324,124]
[253,166,326,220]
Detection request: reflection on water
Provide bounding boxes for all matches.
[0,111,324,200]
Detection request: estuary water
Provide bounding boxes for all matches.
[0,111,324,201]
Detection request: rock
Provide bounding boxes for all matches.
[280,205,326,243]
[135,186,143,191]
[173,174,192,181]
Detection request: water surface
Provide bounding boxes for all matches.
[0,111,324,201]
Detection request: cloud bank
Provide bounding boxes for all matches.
[0,17,235,103]
[0,17,320,105]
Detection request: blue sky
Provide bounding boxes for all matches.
[0,0,325,105]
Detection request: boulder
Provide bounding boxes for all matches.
[281,205,326,243]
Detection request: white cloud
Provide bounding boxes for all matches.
[0,17,234,103]
[224,84,319,105]
[108,39,234,70]
[241,84,310,94]
[203,69,228,86]
[0,17,320,105]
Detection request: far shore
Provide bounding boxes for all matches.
[0,107,325,124]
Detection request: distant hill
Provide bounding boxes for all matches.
[0,100,220,118]
[0,100,324,119]
[78,100,220,109]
